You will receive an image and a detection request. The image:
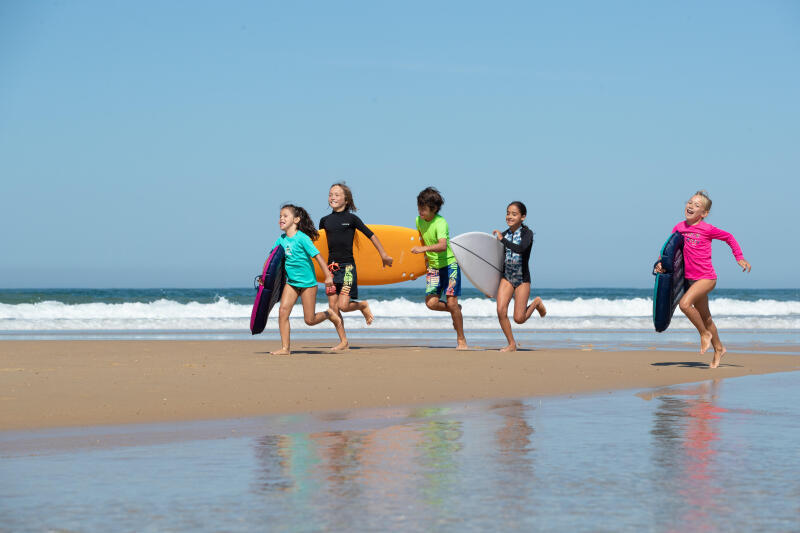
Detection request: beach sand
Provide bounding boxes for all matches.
[1,340,798,431]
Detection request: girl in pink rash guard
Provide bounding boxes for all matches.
[656,191,752,368]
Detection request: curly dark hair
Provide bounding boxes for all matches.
[281,204,319,241]
[416,187,444,213]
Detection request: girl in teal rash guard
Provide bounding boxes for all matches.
[266,204,346,355]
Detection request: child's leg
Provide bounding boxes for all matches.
[425,294,449,312]
[496,278,516,351]
[327,292,340,319]
[337,294,374,325]
[298,286,329,326]
[424,265,467,349]
[446,295,468,350]
[694,294,726,368]
[511,283,532,324]
[300,286,347,350]
[511,283,546,325]
[272,285,300,355]
[524,290,546,320]
[678,279,717,355]
[335,265,373,324]
[424,295,467,348]
[424,266,448,312]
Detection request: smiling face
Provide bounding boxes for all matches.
[279,207,299,232]
[328,186,346,212]
[506,205,526,229]
[684,195,709,225]
[418,204,436,222]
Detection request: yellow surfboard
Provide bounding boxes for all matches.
[313,225,426,285]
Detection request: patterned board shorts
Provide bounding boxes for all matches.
[426,263,461,298]
[327,263,358,299]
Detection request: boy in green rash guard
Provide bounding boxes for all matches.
[411,187,468,350]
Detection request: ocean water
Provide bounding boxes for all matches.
[2,371,799,532]
[1,287,798,348]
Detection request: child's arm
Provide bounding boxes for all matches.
[655,227,682,274]
[260,241,282,285]
[369,235,393,267]
[493,230,532,254]
[737,258,752,272]
[314,254,334,286]
[412,231,429,267]
[412,238,447,254]
[352,216,392,267]
[710,226,751,272]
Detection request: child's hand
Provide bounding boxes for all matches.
[654,261,665,274]
[411,246,424,254]
[492,230,503,240]
[381,254,393,267]
[738,259,752,273]
[324,275,334,286]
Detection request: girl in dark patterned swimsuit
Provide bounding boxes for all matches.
[492,201,547,352]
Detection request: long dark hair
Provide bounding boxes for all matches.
[282,204,319,241]
[330,182,357,212]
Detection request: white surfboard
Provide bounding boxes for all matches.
[450,232,504,298]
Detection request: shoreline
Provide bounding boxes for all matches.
[2,340,799,431]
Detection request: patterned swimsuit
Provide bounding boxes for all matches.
[503,229,523,287]
[501,226,533,288]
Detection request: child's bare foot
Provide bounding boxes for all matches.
[699,331,713,354]
[331,340,349,352]
[500,344,517,352]
[361,302,374,325]
[456,339,469,350]
[710,347,726,369]
[533,297,547,317]
[271,348,291,355]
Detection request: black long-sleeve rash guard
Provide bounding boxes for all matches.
[319,211,374,264]
[501,225,533,284]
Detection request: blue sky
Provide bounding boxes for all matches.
[1,1,798,288]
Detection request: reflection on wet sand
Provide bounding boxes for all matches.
[250,403,534,527]
[4,372,798,531]
[642,380,725,531]
[491,400,536,528]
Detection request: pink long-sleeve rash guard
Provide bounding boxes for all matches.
[672,220,744,280]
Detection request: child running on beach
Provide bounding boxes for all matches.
[655,191,751,368]
[492,201,546,352]
[411,187,468,350]
[319,182,393,347]
[268,204,346,355]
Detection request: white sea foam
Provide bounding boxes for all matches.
[1,297,798,331]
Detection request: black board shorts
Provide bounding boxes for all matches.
[329,263,358,299]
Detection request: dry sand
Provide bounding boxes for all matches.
[1,340,798,430]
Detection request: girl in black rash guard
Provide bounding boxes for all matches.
[492,201,547,352]
[319,182,393,350]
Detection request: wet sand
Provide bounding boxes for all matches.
[1,340,798,430]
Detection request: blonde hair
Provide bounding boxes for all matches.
[694,190,712,212]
